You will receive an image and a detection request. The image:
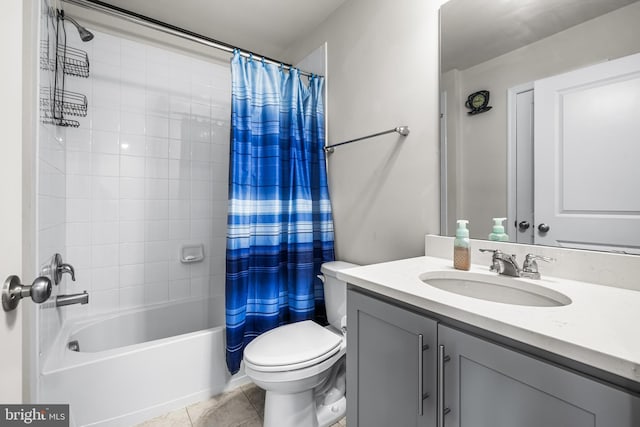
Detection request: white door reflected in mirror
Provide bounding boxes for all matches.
[534,53,640,254]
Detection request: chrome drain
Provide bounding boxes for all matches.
[67,340,80,352]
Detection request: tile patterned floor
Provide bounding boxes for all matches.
[137,383,346,427]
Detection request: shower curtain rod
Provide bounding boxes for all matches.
[324,126,410,153]
[60,0,317,78]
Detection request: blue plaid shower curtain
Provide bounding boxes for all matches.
[225,51,335,374]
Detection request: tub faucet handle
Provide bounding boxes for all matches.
[58,263,76,281]
[49,253,76,285]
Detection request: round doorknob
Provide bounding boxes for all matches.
[30,277,53,303]
[2,275,53,312]
[538,223,550,233]
[518,221,530,231]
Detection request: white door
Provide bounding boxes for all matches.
[534,53,640,253]
[514,88,534,244]
[0,0,25,402]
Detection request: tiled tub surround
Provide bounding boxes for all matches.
[60,29,231,317]
[36,22,236,418]
[37,120,67,359]
[37,0,68,374]
[337,235,640,385]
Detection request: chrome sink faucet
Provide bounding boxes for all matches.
[521,254,555,279]
[479,249,555,279]
[479,249,520,277]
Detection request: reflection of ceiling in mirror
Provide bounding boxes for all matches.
[440,0,639,72]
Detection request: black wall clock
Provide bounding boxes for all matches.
[465,90,492,115]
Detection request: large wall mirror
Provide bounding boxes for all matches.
[440,0,640,254]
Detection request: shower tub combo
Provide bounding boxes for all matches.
[36,4,237,425]
[40,297,247,426]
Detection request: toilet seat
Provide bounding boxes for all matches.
[244,320,343,372]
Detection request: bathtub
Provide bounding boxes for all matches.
[40,297,248,426]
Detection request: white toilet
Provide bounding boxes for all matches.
[243,261,358,427]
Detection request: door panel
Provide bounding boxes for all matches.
[357,311,424,427]
[0,0,25,403]
[534,52,640,253]
[515,89,534,244]
[347,290,437,427]
[459,357,593,427]
[439,325,640,427]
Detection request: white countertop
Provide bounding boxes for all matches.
[337,256,640,384]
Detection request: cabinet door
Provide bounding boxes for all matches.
[438,325,640,427]
[347,290,438,427]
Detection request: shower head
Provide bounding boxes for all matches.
[64,15,94,42]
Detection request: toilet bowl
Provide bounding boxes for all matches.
[243,261,358,427]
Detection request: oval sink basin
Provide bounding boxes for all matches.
[420,271,571,307]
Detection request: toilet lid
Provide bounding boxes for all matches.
[244,320,342,370]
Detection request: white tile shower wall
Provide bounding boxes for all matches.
[37,0,67,364]
[62,29,230,317]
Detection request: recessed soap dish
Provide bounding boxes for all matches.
[181,244,205,263]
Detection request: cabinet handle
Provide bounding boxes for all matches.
[418,334,430,416]
[419,334,424,416]
[437,345,451,427]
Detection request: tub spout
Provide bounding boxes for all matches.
[56,291,89,307]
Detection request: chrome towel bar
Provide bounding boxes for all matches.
[324,126,410,153]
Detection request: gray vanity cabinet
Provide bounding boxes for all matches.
[438,325,640,427]
[347,289,438,427]
[347,289,640,427]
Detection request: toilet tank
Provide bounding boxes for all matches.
[321,261,359,330]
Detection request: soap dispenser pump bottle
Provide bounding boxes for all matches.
[454,220,471,271]
[488,217,509,241]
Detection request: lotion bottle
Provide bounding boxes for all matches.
[453,220,471,271]
[488,217,509,241]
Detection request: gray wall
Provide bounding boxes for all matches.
[284,0,446,265]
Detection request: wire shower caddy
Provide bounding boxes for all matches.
[40,7,90,128]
